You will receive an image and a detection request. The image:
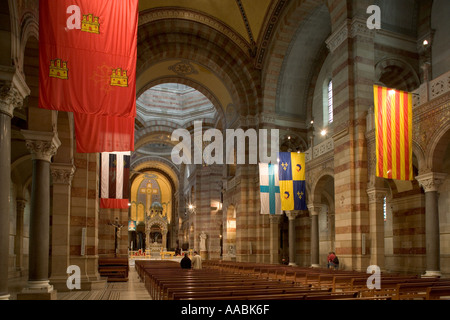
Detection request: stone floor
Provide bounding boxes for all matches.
[7,261,152,300]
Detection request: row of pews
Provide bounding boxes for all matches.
[135,260,450,300]
[98,257,129,282]
[135,260,361,300]
[204,260,450,300]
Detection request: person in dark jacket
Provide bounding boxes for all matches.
[180,253,192,269]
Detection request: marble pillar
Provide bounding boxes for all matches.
[49,163,75,291]
[366,188,388,269]
[416,172,447,278]
[15,199,27,277]
[18,131,60,300]
[269,214,282,264]
[0,77,28,300]
[286,211,298,266]
[308,205,322,268]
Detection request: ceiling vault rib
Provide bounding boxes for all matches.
[235,0,257,57]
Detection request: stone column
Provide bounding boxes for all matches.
[0,77,28,300]
[162,229,168,252]
[366,188,388,269]
[49,163,75,291]
[326,15,374,271]
[18,131,60,300]
[269,214,282,264]
[15,199,27,277]
[308,205,322,268]
[286,211,298,266]
[416,172,447,277]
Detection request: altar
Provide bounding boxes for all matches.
[145,202,168,251]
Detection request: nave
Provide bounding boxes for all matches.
[136,260,450,301]
[8,261,150,301]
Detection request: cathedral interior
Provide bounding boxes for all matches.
[0,0,449,301]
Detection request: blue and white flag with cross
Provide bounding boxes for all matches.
[259,163,282,215]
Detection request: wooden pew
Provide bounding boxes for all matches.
[393,280,450,300]
[98,257,129,282]
[426,286,450,300]
[185,291,359,301]
[171,287,332,300]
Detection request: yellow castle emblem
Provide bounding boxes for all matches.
[81,14,100,34]
[110,68,128,87]
[49,59,68,80]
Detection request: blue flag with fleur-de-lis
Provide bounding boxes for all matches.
[278,152,306,211]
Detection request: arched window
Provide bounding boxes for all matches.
[327,80,334,124]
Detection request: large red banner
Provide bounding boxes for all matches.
[74,113,135,153]
[39,0,138,118]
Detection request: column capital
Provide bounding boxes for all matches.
[22,130,61,162]
[307,204,323,216]
[0,68,30,117]
[285,211,299,220]
[16,199,27,211]
[366,187,389,204]
[51,163,76,185]
[416,172,447,193]
[269,214,282,223]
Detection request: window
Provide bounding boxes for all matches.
[327,80,334,124]
[383,197,387,222]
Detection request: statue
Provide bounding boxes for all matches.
[199,231,207,251]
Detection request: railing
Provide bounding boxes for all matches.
[413,70,450,108]
[305,138,334,162]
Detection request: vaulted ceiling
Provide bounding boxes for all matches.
[138,0,273,46]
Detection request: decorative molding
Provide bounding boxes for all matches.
[285,211,299,220]
[366,188,388,204]
[350,18,374,39]
[416,172,447,193]
[235,0,256,55]
[312,138,334,160]
[326,18,374,53]
[138,8,251,58]
[51,164,76,185]
[326,20,351,53]
[307,205,323,216]
[0,81,25,117]
[412,90,450,154]
[168,60,199,77]
[22,130,61,162]
[16,199,27,211]
[412,70,450,107]
[255,0,288,69]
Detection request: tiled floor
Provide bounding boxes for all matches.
[8,261,152,300]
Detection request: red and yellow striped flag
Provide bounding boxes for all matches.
[373,85,413,181]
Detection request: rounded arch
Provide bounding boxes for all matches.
[412,139,427,174]
[131,156,180,188]
[275,3,331,119]
[311,168,335,204]
[19,11,39,72]
[137,17,261,119]
[280,133,308,153]
[136,77,226,129]
[427,124,450,173]
[375,58,421,92]
[261,0,331,115]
